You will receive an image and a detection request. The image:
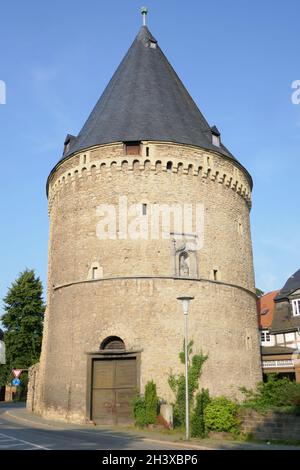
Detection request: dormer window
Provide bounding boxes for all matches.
[149,41,157,49]
[63,134,75,156]
[211,126,221,147]
[64,138,71,155]
[291,299,300,316]
[125,141,141,155]
[212,134,220,147]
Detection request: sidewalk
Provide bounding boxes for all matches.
[2,403,300,451]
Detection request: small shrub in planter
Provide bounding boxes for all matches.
[204,397,240,435]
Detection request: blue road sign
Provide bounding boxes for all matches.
[12,378,20,386]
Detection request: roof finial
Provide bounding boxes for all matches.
[141,6,148,26]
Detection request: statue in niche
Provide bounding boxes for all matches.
[179,252,190,277]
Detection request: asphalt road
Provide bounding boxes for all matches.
[0,403,201,450]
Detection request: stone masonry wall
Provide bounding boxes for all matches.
[47,141,255,291]
[26,363,41,413]
[34,141,261,423]
[241,410,300,441]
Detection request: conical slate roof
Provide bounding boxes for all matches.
[63,26,235,160]
[275,269,300,301]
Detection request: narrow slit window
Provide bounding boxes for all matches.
[213,270,218,281]
[92,267,98,280]
[142,204,147,215]
[146,147,150,157]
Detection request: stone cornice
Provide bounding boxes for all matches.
[52,275,257,299]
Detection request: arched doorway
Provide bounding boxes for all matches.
[90,337,138,424]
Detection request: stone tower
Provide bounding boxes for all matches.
[29,21,262,423]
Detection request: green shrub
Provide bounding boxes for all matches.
[241,374,300,412]
[133,380,159,427]
[191,388,210,438]
[204,397,240,434]
[133,395,147,427]
[168,341,208,428]
[145,380,158,425]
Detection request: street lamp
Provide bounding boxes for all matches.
[177,296,194,440]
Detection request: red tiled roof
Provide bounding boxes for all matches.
[257,290,280,329]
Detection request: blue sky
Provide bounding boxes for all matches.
[0,0,299,314]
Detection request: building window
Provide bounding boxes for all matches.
[292,299,300,316]
[142,203,147,215]
[146,146,150,157]
[212,134,220,147]
[276,333,284,345]
[92,267,98,279]
[125,141,141,155]
[64,140,70,155]
[166,161,173,172]
[285,332,295,343]
[261,331,271,343]
[211,126,221,147]
[213,269,218,281]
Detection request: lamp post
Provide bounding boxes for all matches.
[177,296,194,440]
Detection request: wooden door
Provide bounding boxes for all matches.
[115,359,137,424]
[92,357,137,424]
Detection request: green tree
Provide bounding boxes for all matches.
[0,269,45,392]
[256,288,264,298]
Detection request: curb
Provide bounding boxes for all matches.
[5,411,66,430]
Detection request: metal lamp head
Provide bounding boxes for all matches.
[177,296,194,315]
